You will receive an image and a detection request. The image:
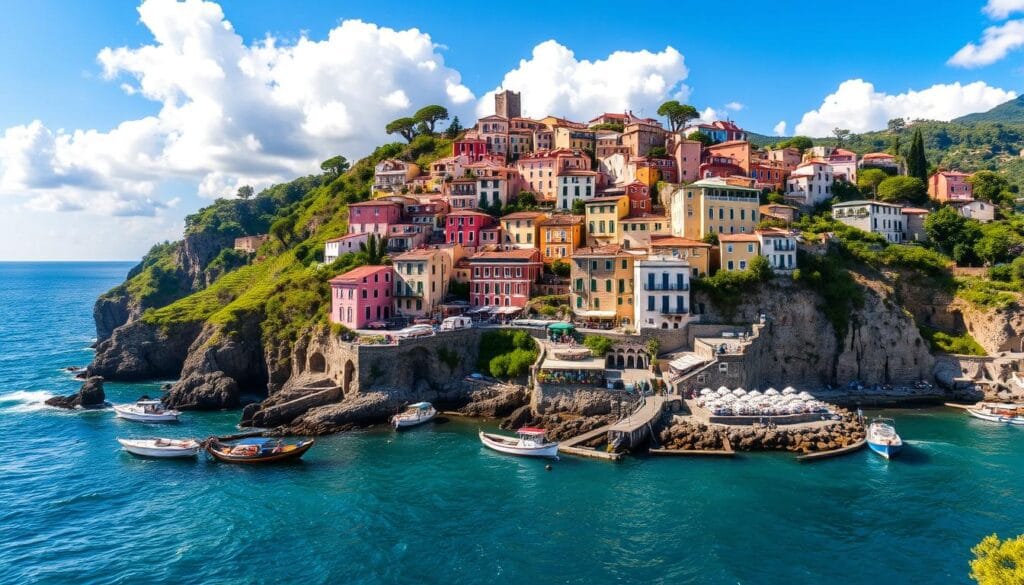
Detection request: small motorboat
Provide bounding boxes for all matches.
[113,400,181,423]
[391,402,437,429]
[117,437,200,458]
[866,417,903,459]
[966,403,1024,426]
[479,427,559,459]
[205,437,314,464]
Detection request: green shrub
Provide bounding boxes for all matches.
[477,330,537,376]
[919,326,986,356]
[583,335,615,356]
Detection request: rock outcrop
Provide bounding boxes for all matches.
[46,376,106,409]
[458,383,528,418]
[164,317,267,410]
[89,320,201,381]
[659,408,865,454]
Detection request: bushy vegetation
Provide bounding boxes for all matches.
[955,276,1021,309]
[969,533,1024,584]
[582,335,614,356]
[477,330,538,379]
[919,325,986,356]
[692,255,773,316]
[792,252,865,343]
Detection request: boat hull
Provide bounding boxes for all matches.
[117,438,199,458]
[113,405,180,423]
[867,440,902,460]
[967,409,1024,426]
[392,409,437,429]
[479,431,559,459]
[205,440,314,464]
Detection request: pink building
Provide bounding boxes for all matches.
[469,248,543,309]
[329,265,393,329]
[670,137,702,184]
[928,171,974,203]
[348,201,403,235]
[445,209,497,247]
[516,149,592,202]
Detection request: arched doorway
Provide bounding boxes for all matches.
[342,360,355,395]
[309,352,326,374]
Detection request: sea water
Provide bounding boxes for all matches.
[1,262,1022,584]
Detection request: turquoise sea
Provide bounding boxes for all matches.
[1,262,1022,584]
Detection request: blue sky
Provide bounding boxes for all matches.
[0,0,1022,260]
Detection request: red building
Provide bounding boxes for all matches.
[750,161,790,191]
[445,209,497,247]
[348,200,404,235]
[625,181,652,216]
[453,138,488,162]
[468,248,543,309]
[699,155,746,180]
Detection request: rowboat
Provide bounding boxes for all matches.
[205,437,314,464]
[866,417,902,460]
[391,402,437,429]
[113,400,181,423]
[479,427,559,459]
[117,437,200,458]
[966,403,1024,426]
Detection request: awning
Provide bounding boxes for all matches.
[669,354,707,374]
[542,358,607,370]
[547,322,574,331]
[574,310,616,318]
[496,306,522,315]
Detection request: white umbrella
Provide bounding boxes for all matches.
[798,391,813,399]
[748,390,762,397]
[700,388,713,396]
[782,386,796,395]
[732,388,746,397]
[765,388,779,396]
[717,386,729,394]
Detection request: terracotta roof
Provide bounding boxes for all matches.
[469,249,541,262]
[539,214,584,226]
[862,152,895,160]
[935,170,970,177]
[650,235,712,248]
[585,196,626,204]
[348,200,401,208]
[901,208,930,215]
[326,233,368,243]
[718,233,760,243]
[394,249,441,260]
[329,265,390,284]
[447,209,495,218]
[707,140,750,149]
[621,213,666,222]
[501,211,548,220]
[755,228,793,236]
[572,244,630,257]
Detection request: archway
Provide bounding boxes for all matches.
[309,352,327,374]
[342,360,355,395]
[626,354,635,369]
[616,354,625,368]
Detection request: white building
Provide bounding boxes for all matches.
[755,228,797,274]
[832,200,905,243]
[633,255,692,331]
[954,200,995,223]
[324,232,370,263]
[556,170,598,211]
[373,159,419,192]
[785,161,833,206]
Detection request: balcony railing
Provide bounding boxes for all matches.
[659,307,689,315]
[643,283,690,291]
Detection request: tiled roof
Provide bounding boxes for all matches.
[501,211,548,220]
[329,265,390,283]
[718,233,760,243]
[539,214,584,226]
[650,235,712,248]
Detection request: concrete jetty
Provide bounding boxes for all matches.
[559,395,679,461]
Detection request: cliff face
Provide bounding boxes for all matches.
[696,276,934,387]
[88,320,202,381]
[176,229,236,290]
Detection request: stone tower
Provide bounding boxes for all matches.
[494,89,521,119]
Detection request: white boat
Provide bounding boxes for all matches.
[391,402,437,429]
[967,403,1024,426]
[479,427,559,459]
[866,417,903,459]
[113,400,181,423]
[117,438,200,458]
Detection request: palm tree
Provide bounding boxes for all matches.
[359,233,388,265]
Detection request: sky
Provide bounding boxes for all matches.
[2,0,1024,260]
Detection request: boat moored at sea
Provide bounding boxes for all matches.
[966,403,1024,426]
[117,437,200,458]
[866,417,903,459]
[205,437,315,464]
[391,402,437,429]
[479,427,559,459]
[113,400,181,423]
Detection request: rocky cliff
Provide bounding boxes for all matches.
[88,320,202,381]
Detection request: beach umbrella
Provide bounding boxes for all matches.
[700,388,712,396]
[798,391,813,399]
[782,386,796,395]
[732,388,745,397]
[717,386,729,393]
[765,388,779,396]
[748,390,762,397]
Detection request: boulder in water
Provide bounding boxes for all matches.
[46,376,106,409]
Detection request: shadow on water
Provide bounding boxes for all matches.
[892,444,932,465]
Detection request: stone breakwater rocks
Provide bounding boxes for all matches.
[500,406,615,444]
[46,376,106,409]
[659,408,865,454]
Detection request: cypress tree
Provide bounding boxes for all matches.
[906,128,928,183]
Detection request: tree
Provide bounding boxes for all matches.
[236,185,254,200]
[878,176,927,204]
[571,199,586,215]
[270,215,297,245]
[857,168,888,197]
[702,231,719,245]
[385,117,418,142]
[320,155,350,178]
[925,206,981,262]
[444,116,464,139]
[832,180,860,202]
[583,335,615,356]
[515,191,538,209]
[648,146,667,157]
[974,223,1021,265]
[833,127,851,147]
[748,255,773,281]
[968,171,1013,206]
[906,128,929,184]
[766,192,785,204]
[413,105,449,133]
[358,233,388,265]
[775,136,813,151]
[550,259,571,277]
[969,533,1024,585]
[686,131,714,147]
[656,100,699,133]
[887,118,906,133]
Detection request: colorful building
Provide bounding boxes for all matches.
[928,171,974,203]
[859,152,901,173]
[683,120,748,143]
[348,200,403,235]
[445,209,497,248]
[500,211,548,249]
[538,214,584,263]
[622,120,666,157]
[477,115,509,157]
[756,228,797,274]
[706,141,753,174]
[718,233,761,272]
[649,235,712,277]
[785,161,833,206]
[699,155,746,180]
[516,149,591,202]
[556,170,598,211]
[570,245,643,325]
[633,255,692,331]
[446,178,477,210]
[624,181,651,215]
[329,265,393,329]
[392,248,452,318]
[832,200,905,243]
[453,138,488,162]
[669,136,703,184]
[373,159,420,193]
[468,249,543,309]
[619,214,669,251]
[669,177,761,239]
[324,232,369,263]
[585,195,629,245]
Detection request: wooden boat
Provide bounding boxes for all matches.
[117,438,200,458]
[205,437,314,464]
[479,427,559,459]
[113,400,181,423]
[391,402,437,429]
[866,417,903,460]
[966,403,1024,426]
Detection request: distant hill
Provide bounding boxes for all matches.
[955,95,1024,124]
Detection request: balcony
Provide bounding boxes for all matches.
[395,288,424,298]
[643,282,690,291]
[659,307,690,315]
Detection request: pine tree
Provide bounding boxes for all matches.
[906,128,928,183]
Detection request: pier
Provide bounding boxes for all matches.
[559,395,680,461]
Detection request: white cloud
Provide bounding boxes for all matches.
[0,0,475,214]
[949,19,1024,67]
[773,120,788,136]
[984,0,1024,19]
[794,79,1016,136]
[476,40,688,120]
[725,101,744,111]
[698,107,719,123]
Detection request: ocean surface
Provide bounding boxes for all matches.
[1,262,1022,584]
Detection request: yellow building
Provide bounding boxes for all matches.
[500,211,548,249]
[619,213,669,250]
[392,248,452,318]
[634,165,660,187]
[584,196,629,246]
[553,126,596,152]
[570,245,644,325]
[718,234,760,272]
[649,235,713,277]
[669,177,761,239]
[537,214,584,263]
